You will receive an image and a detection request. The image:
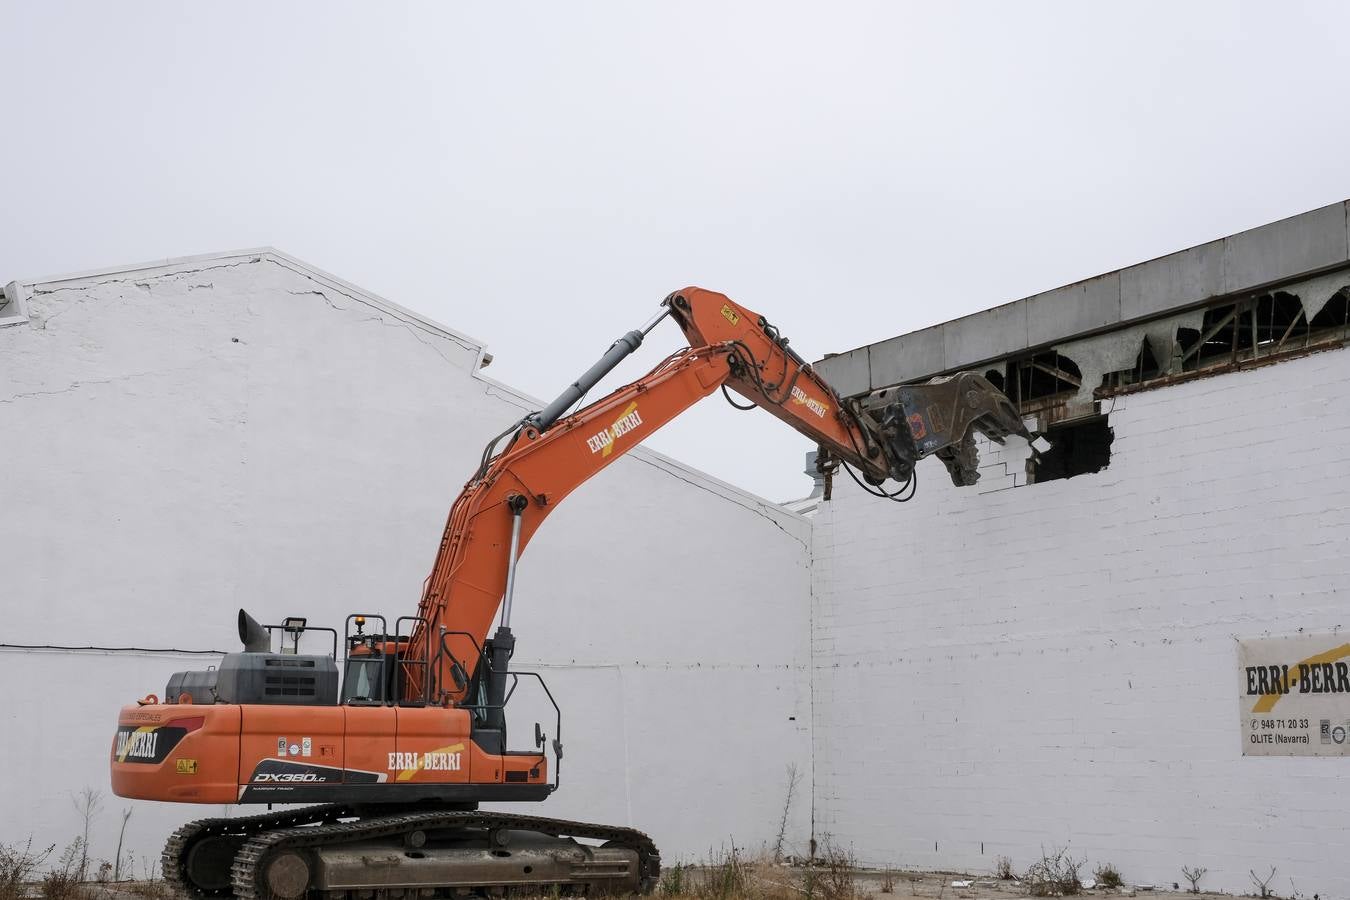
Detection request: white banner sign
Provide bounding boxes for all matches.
[1239,634,1350,756]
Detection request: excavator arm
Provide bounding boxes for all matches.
[410,288,1030,705]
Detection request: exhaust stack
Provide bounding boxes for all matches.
[238,609,270,653]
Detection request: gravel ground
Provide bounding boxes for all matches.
[54,871,1239,900]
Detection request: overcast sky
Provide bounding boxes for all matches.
[5,2,1350,500]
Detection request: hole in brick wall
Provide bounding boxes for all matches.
[1012,351,1082,405]
[1308,289,1349,329]
[1032,415,1113,482]
[1258,291,1306,345]
[1099,338,1161,392]
[1177,303,1240,368]
[1137,335,1161,375]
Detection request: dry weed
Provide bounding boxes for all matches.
[1093,863,1123,890]
[1249,867,1278,900]
[41,840,89,900]
[1181,866,1207,894]
[1024,846,1084,897]
[693,846,750,900]
[661,864,688,897]
[801,844,856,900]
[880,868,897,894]
[0,839,55,900]
[773,765,802,864]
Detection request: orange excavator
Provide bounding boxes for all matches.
[111,288,1030,900]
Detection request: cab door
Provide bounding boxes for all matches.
[393,706,474,787]
[343,705,397,786]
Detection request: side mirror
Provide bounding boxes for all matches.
[534,722,545,749]
[450,662,467,691]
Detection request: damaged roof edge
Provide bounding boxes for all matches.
[9,247,493,356]
[0,281,31,326]
[816,199,1350,396]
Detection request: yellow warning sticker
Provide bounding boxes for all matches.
[720,304,740,325]
[175,758,198,775]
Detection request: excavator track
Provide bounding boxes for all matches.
[164,805,357,900]
[164,805,659,900]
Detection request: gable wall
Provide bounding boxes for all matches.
[0,257,812,868]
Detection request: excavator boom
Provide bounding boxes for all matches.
[412,287,1030,704]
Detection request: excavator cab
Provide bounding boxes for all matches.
[339,614,395,705]
[340,647,390,704]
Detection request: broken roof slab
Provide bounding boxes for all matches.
[816,200,1350,396]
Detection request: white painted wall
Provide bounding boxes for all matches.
[18,248,1335,896]
[0,253,812,872]
[811,347,1350,897]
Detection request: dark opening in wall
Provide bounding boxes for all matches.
[1032,415,1113,482]
[1308,289,1349,329]
[1011,351,1082,405]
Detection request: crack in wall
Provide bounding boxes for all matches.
[22,255,480,369]
[283,286,464,366]
[30,258,263,297]
[24,260,264,332]
[265,257,479,358]
[0,364,206,405]
[287,288,350,311]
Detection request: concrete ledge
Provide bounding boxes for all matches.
[865,324,948,393]
[1027,271,1119,347]
[944,301,1027,374]
[816,345,871,396]
[1222,201,1349,293]
[1120,239,1224,321]
[816,200,1350,395]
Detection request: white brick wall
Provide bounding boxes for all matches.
[812,347,1350,896]
[0,255,812,869]
[10,250,1348,892]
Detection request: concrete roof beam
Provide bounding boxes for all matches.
[815,200,1350,397]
